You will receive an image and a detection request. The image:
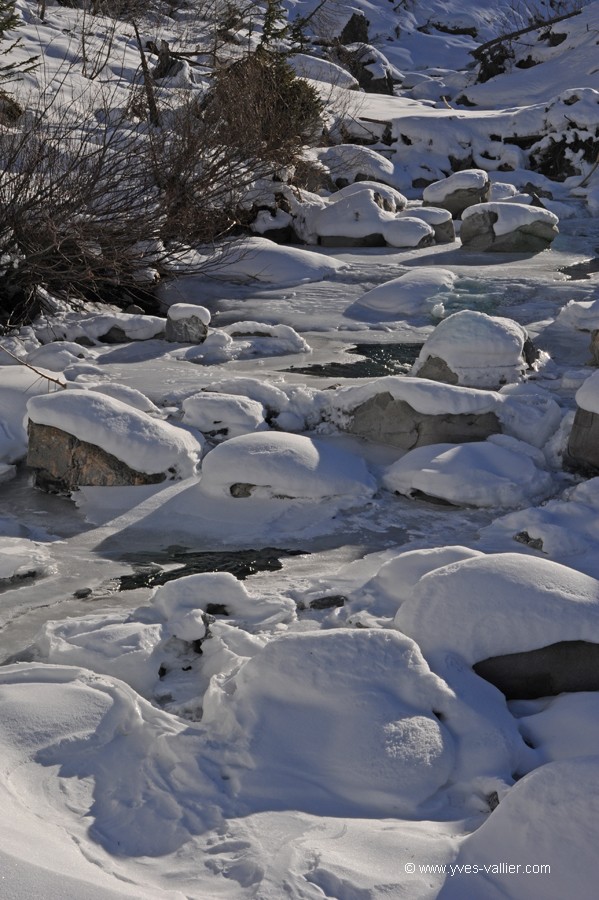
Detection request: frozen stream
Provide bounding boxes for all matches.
[1,214,597,661]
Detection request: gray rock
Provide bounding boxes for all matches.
[165,313,209,344]
[460,209,558,252]
[346,391,501,450]
[590,329,599,365]
[567,406,599,472]
[412,356,459,385]
[27,422,166,493]
[474,640,599,699]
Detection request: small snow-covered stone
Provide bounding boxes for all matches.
[182,392,268,441]
[165,303,210,343]
[398,206,455,243]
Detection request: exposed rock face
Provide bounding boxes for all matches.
[474,640,599,699]
[413,356,459,385]
[346,391,501,450]
[27,422,166,492]
[567,407,599,472]
[165,311,209,344]
[460,208,558,252]
[590,329,599,365]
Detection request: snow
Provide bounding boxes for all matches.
[27,390,202,478]
[441,758,599,900]
[3,0,599,896]
[383,435,554,508]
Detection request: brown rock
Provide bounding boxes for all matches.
[27,422,166,493]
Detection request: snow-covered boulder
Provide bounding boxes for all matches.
[331,181,407,212]
[165,304,210,343]
[394,553,599,665]
[423,169,490,218]
[348,268,456,319]
[383,435,554,509]
[397,206,455,243]
[311,144,399,188]
[333,376,561,450]
[27,389,202,491]
[567,370,599,471]
[182,392,268,441]
[314,190,434,248]
[200,432,376,502]
[335,377,502,450]
[460,202,559,252]
[411,310,534,388]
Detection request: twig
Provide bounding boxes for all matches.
[0,346,66,389]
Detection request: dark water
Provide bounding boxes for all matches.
[285,342,424,378]
[118,546,307,590]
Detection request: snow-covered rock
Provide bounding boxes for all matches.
[314,190,434,248]
[383,434,554,508]
[200,431,376,502]
[202,628,456,817]
[394,552,599,664]
[398,206,455,243]
[567,371,599,471]
[165,304,210,343]
[411,310,532,388]
[460,202,559,252]
[423,169,490,217]
[27,389,202,490]
[182,392,268,441]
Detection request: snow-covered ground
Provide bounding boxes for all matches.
[2,0,599,897]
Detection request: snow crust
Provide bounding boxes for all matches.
[350,268,456,317]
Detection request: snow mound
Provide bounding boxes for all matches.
[331,180,407,211]
[383,435,553,508]
[199,237,347,284]
[556,298,599,332]
[27,390,202,478]
[182,392,268,440]
[481,477,599,571]
[517,693,599,764]
[311,144,398,187]
[202,629,455,816]
[394,552,599,664]
[350,267,456,318]
[411,310,529,387]
[440,758,599,900]
[351,546,485,618]
[200,431,376,501]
